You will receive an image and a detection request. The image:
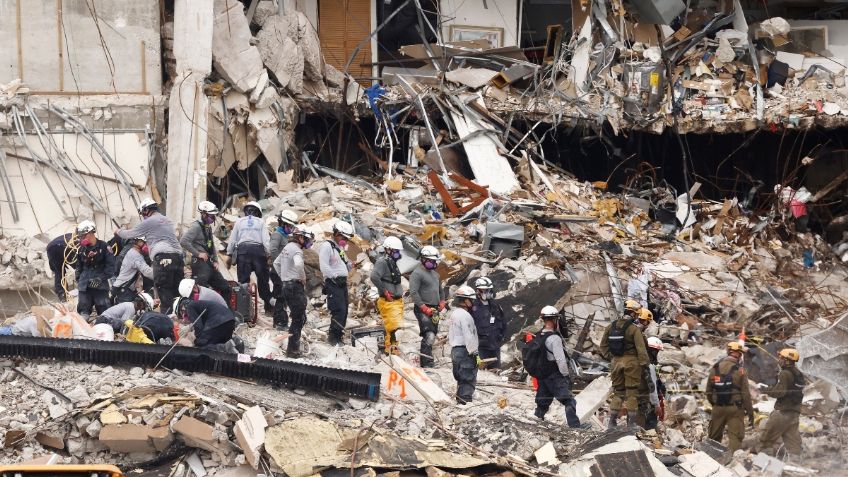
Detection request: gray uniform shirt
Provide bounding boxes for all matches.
[180,221,216,261]
[274,241,305,283]
[117,213,182,258]
[448,307,479,354]
[114,247,153,287]
[369,256,403,297]
[226,216,270,255]
[269,231,287,262]
[543,331,570,376]
[197,286,227,307]
[318,240,351,279]
[409,265,444,307]
[100,302,137,324]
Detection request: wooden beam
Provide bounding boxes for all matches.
[427,170,460,216]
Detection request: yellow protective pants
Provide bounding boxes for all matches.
[376,297,403,353]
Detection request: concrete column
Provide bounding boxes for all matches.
[166,0,213,231]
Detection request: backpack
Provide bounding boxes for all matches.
[521,331,559,378]
[712,362,739,406]
[608,320,632,357]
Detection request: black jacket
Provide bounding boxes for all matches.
[471,299,506,351]
[75,239,115,292]
[186,300,235,341]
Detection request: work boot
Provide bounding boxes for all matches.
[606,411,619,429]
[286,347,302,358]
[626,411,640,428]
[231,336,245,354]
[274,323,289,332]
[534,408,546,420]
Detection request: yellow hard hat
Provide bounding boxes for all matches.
[727,342,747,352]
[637,308,653,322]
[625,299,641,312]
[778,348,800,362]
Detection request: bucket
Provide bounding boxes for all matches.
[92,323,115,341]
[254,336,282,359]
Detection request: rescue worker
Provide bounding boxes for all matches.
[448,285,480,404]
[46,231,78,301]
[409,245,446,368]
[181,201,229,296]
[319,221,355,345]
[370,236,405,354]
[757,348,805,457]
[269,210,299,330]
[226,201,273,311]
[176,299,242,353]
[114,198,184,313]
[75,221,116,317]
[95,293,154,333]
[111,235,153,304]
[706,342,754,453]
[470,276,506,369]
[131,306,178,344]
[178,278,228,308]
[534,306,583,427]
[638,336,667,430]
[600,300,651,428]
[273,225,313,357]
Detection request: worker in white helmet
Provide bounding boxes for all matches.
[409,245,446,368]
[181,201,229,297]
[111,235,154,305]
[530,306,584,428]
[470,276,506,369]
[269,210,300,330]
[319,220,355,346]
[75,221,116,318]
[448,285,481,404]
[637,336,667,430]
[226,201,273,312]
[114,198,184,312]
[370,236,405,354]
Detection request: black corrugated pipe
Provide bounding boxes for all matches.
[0,336,381,401]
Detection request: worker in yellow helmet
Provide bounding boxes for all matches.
[600,298,650,428]
[757,348,805,457]
[706,342,754,454]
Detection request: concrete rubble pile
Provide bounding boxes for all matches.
[368,4,848,135]
[0,235,52,291]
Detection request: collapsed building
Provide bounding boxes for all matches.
[1,0,848,476]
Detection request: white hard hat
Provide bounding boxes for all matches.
[454,285,476,300]
[383,236,403,251]
[278,209,299,226]
[137,292,154,309]
[76,220,96,235]
[138,197,158,214]
[292,225,314,240]
[647,336,664,350]
[474,277,494,289]
[198,201,219,214]
[333,220,355,239]
[178,278,196,298]
[244,201,263,217]
[540,305,559,319]
[129,235,146,242]
[420,245,440,261]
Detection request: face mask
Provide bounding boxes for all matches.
[337,239,348,248]
[283,225,294,235]
[478,290,493,301]
[304,239,313,249]
[423,259,437,270]
[389,250,401,260]
[203,215,216,225]
[79,238,92,247]
[141,244,150,255]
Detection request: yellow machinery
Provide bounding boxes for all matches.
[0,465,122,477]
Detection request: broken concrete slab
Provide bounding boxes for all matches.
[99,424,155,454]
[445,68,498,89]
[148,426,174,452]
[173,416,217,452]
[797,312,848,396]
[377,355,451,403]
[34,432,64,450]
[212,0,266,93]
[575,375,612,424]
[264,416,345,477]
[678,451,736,477]
[234,406,267,469]
[257,14,305,94]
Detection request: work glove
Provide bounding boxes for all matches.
[420,304,434,317]
[474,354,484,368]
[438,300,447,311]
[383,290,394,301]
